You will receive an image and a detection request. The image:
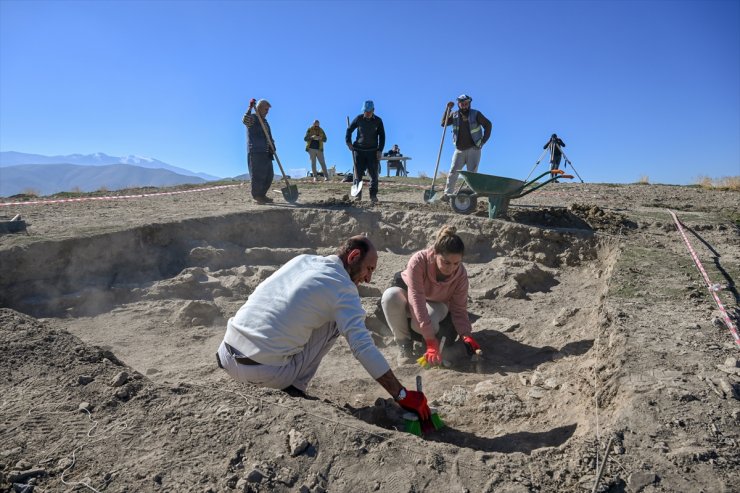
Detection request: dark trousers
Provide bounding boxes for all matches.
[248,152,274,199]
[550,155,562,177]
[354,149,379,198]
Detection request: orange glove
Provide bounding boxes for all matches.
[423,338,442,366]
[396,388,431,420]
[463,335,480,355]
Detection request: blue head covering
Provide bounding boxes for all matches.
[362,100,374,112]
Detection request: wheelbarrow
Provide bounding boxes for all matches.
[449,169,573,218]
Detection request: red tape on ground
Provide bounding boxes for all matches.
[669,209,740,348]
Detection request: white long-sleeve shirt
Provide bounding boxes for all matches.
[224,254,390,379]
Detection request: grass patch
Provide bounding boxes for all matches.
[695,175,740,191]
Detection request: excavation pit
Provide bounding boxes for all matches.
[0,206,611,455]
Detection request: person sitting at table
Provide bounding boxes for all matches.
[384,144,404,176]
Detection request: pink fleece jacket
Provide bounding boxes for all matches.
[400,248,473,340]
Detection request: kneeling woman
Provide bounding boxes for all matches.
[381,225,480,366]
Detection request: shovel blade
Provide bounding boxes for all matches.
[423,189,443,203]
[282,185,299,203]
[351,180,363,197]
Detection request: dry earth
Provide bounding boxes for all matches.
[1,176,739,493]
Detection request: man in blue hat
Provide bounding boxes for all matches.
[440,94,493,201]
[346,100,385,203]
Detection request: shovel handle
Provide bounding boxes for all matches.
[346,116,358,171]
[252,106,290,183]
[431,105,451,188]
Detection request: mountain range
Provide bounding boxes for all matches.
[0,152,224,197]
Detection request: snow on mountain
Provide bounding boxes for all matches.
[0,151,220,181]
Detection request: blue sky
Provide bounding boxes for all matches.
[1,0,738,185]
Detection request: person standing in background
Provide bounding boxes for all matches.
[243,98,275,204]
[346,100,385,203]
[304,120,329,181]
[543,133,566,179]
[440,94,492,201]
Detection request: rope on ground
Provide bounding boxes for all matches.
[668,209,740,349]
[593,306,604,482]
[20,402,129,492]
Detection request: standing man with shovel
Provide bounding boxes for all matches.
[440,94,493,202]
[346,100,385,203]
[243,98,275,204]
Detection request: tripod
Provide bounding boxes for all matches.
[525,144,584,183]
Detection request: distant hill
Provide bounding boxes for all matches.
[0,151,220,182]
[0,163,207,197]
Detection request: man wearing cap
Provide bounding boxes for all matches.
[304,120,329,182]
[216,234,432,423]
[441,95,493,200]
[346,100,385,203]
[243,98,275,205]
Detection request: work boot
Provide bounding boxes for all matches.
[441,194,450,203]
[397,340,415,366]
[281,385,318,400]
[370,196,379,204]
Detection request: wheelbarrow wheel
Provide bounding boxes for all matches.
[450,190,477,215]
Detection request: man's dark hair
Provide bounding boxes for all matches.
[337,235,372,264]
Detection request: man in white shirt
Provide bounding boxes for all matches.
[217,235,431,419]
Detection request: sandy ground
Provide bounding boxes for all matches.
[0,176,739,492]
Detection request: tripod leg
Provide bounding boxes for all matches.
[525,149,549,181]
[560,151,584,183]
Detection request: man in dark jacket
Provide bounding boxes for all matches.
[243,99,275,204]
[543,133,566,179]
[346,100,385,203]
[384,144,405,176]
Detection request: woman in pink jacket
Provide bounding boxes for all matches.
[381,225,481,366]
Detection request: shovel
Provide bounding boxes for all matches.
[423,105,451,203]
[347,116,363,198]
[253,107,298,203]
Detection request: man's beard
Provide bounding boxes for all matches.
[460,108,470,115]
[347,259,364,284]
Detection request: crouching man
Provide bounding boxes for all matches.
[216,235,431,420]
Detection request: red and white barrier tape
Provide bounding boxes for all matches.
[0,184,243,207]
[669,209,740,348]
